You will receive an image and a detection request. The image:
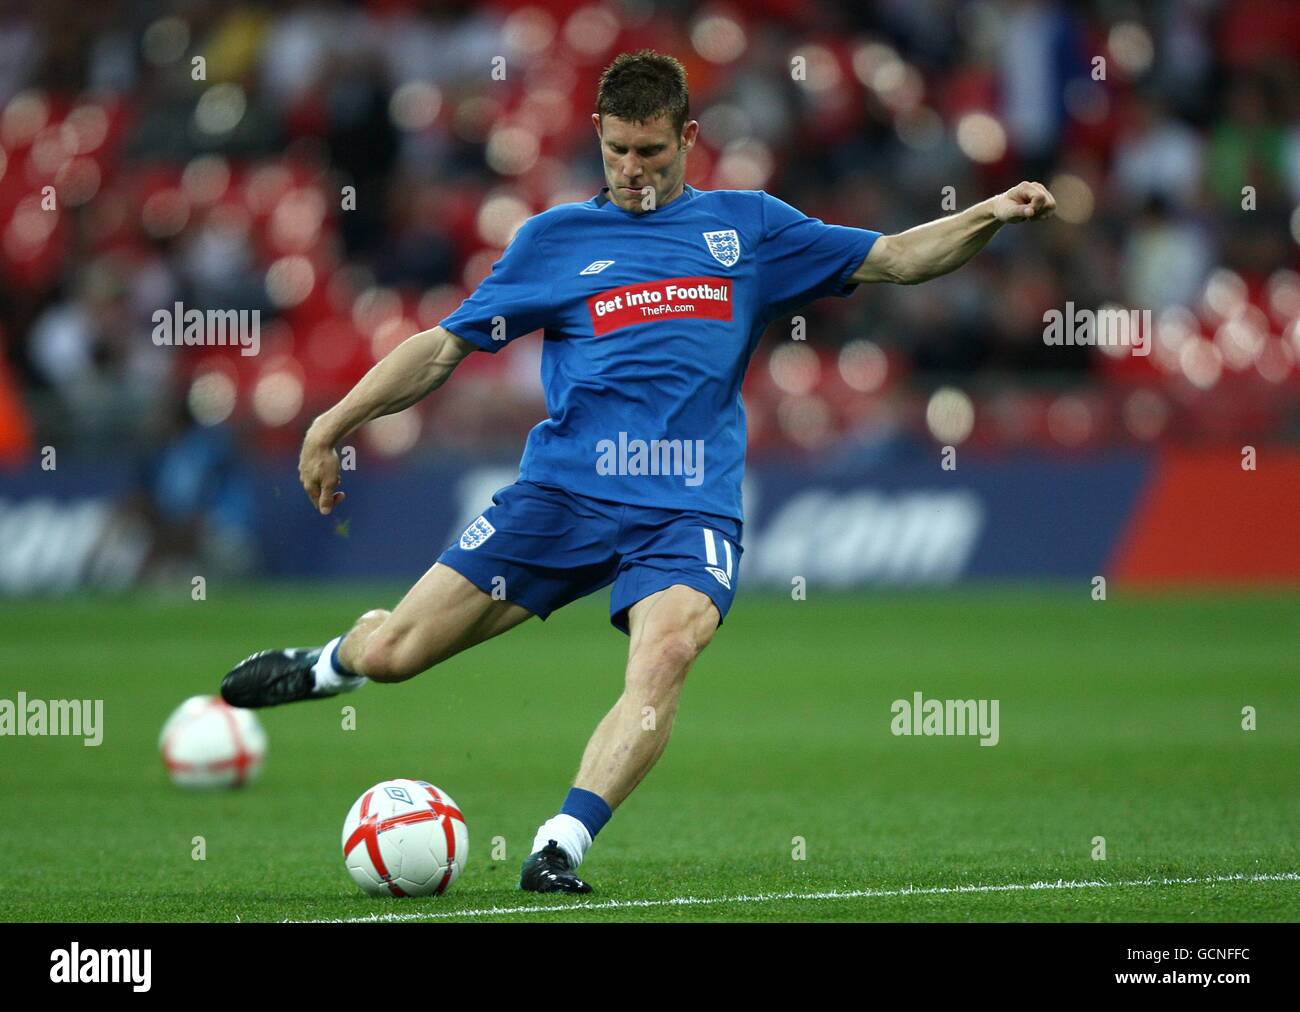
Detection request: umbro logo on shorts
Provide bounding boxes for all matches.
[702,528,734,590]
[460,515,496,550]
[580,259,616,275]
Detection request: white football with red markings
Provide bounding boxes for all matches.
[159,695,266,789]
[341,779,469,898]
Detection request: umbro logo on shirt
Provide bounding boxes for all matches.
[579,260,616,275]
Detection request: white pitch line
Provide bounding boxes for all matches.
[295,871,1300,924]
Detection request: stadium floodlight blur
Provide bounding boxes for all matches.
[0,1,1297,590]
[1,0,1297,465]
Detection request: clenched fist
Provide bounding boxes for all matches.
[993,180,1056,223]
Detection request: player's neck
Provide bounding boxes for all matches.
[603,180,694,215]
[658,181,687,207]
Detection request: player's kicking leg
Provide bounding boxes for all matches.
[220,563,532,707]
[520,583,719,893]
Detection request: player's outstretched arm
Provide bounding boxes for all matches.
[851,180,1055,286]
[299,325,476,514]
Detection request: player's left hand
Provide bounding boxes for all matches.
[993,181,1056,223]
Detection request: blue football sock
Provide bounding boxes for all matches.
[560,787,613,839]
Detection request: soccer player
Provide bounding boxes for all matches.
[221,50,1055,893]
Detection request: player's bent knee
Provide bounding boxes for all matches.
[658,633,701,674]
[628,633,700,702]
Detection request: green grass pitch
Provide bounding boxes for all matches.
[0,585,1296,922]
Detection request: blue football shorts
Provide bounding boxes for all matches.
[437,480,742,634]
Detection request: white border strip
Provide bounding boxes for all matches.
[295,871,1300,923]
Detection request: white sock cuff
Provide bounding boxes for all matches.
[532,814,592,869]
[312,635,366,694]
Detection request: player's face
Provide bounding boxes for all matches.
[592,112,698,214]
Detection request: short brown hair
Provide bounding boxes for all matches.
[596,50,690,138]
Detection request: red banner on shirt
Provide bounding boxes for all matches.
[586,276,733,336]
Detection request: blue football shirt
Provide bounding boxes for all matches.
[440,185,880,520]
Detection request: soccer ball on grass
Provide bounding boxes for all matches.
[159,695,266,788]
[342,779,468,897]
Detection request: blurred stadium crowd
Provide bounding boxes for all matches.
[1,0,1299,482]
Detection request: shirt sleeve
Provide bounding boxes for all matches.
[438,213,556,352]
[756,192,881,320]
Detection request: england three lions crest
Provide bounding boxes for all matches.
[459,515,495,550]
[703,229,741,268]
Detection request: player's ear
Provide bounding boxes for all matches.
[591,113,602,138]
[681,120,699,151]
